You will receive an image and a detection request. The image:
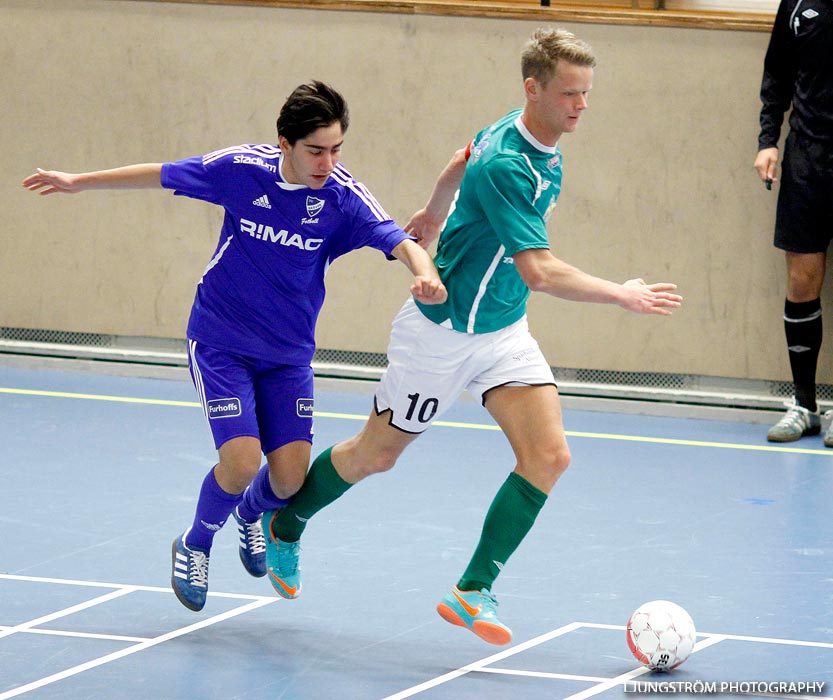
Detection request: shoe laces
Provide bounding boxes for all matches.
[277,539,301,574]
[776,400,814,429]
[187,548,210,589]
[241,518,266,556]
[479,589,499,612]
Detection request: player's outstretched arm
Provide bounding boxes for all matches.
[616,278,683,316]
[390,238,448,305]
[404,147,468,249]
[513,248,682,316]
[22,164,164,195]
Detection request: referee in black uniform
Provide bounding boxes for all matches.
[754,0,833,445]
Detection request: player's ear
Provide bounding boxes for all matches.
[524,77,539,101]
[278,135,291,152]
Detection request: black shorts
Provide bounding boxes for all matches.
[774,131,833,254]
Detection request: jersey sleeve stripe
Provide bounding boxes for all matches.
[520,153,544,204]
[329,168,391,221]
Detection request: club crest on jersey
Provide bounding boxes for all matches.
[548,154,561,169]
[303,196,325,224]
[471,132,492,162]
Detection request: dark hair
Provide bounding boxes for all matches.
[276,81,350,145]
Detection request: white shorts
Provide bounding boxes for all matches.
[375,298,556,433]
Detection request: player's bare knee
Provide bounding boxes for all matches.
[518,444,570,493]
[553,445,571,475]
[272,477,303,500]
[542,446,571,493]
[216,458,261,494]
[541,444,571,481]
[355,448,399,478]
[235,460,261,485]
[372,452,399,475]
[266,465,306,499]
[787,269,824,300]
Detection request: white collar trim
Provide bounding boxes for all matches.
[277,154,307,190]
[514,116,557,154]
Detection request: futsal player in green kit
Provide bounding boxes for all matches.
[257,27,683,644]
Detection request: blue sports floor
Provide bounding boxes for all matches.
[1,357,832,699]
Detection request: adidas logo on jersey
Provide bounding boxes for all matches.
[253,194,271,209]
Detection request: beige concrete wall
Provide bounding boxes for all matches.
[4,0,821,382]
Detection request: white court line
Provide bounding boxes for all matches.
[0,626,149,643]
[379,622,583,700]
[0,573,274,601]
[0,597,276,700]
[559,635,727,700]
[0,573,279,700]
[703,632,833,649]
[475,667,610,682]
[562,626,833,700]
[383,622,833,700]
[582,622,833,649]
[0,587,136,641]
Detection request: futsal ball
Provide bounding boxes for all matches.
[626,600,696,671]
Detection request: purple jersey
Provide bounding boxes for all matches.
[161,144,410,365]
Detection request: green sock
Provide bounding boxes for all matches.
[272,447,351,543]
[457,472,547,593]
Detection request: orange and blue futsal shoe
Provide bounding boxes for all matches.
[436,586,512,645]
[261,509,302,599]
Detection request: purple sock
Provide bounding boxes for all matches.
[185,466,242,551]
[237,464,290,523]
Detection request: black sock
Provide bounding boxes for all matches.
[784,298,822,412]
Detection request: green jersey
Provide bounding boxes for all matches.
[416,109,563,334]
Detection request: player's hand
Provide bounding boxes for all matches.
[404,208,443,250]
[22,168,82,195]
[618,279,682,316]
[753,148,779,188]
[411,275,447,305]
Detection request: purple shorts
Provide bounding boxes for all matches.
[187,339,314,454]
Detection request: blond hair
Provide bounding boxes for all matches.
[521,28,596,86]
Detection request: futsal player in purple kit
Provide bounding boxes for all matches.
[23,81,447,611]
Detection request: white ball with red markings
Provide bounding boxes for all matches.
[626,600,696,671]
